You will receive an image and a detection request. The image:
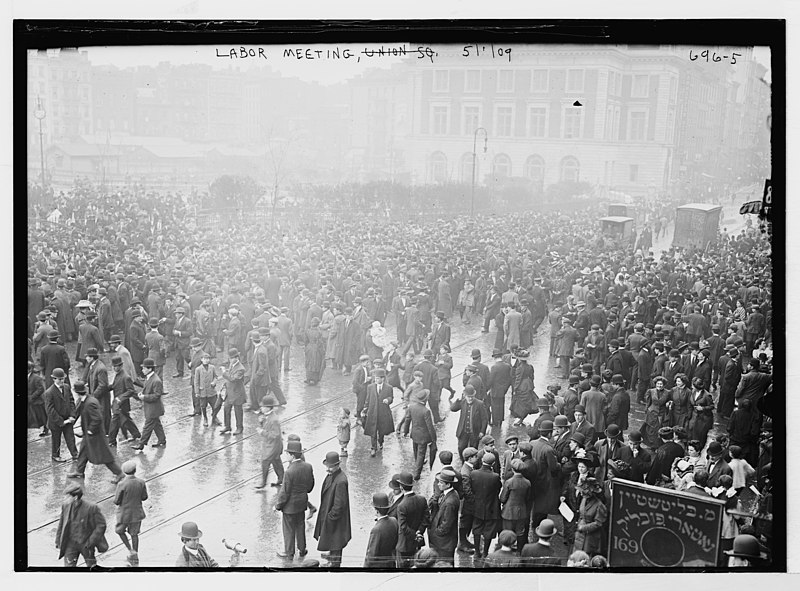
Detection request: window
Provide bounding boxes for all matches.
[566,69,584,92]
[429,152,447,182]
[531,69,549,92]
[632,74,649,98]
[628,110,647,141]
[609,71,622,95]
[666,110,675,143]
[629,164,639,182]
[495,105,514,137]
[563,106,582,139]
[463,105,481,135]
[433,70,449,92]
[460,152,476,183]
[669,77,677,101]
[528,106,547,138]
[524,155,545,184]
[492,154,512,178]
[560,156,580,182]
[431,105,449,135]
[497,70,514,92]
[465,70,481,92]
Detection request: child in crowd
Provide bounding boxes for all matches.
[337,408,352,457]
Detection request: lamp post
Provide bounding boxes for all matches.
[471,127,488,217]
[33,96,46,190]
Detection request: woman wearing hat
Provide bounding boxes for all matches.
[303,316,326,386]
[670,440,706,491]
[509,349,535,427]
[175,521,218,567]
[572,476,608,557]
[560,450,596,550]
[687,376,715,448]
[642,375,671,448]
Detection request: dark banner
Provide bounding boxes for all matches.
[608,479,725,568]
[739,200,763,215]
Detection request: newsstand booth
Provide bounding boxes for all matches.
[673,203,722,250]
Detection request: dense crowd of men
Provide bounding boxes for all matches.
[28,181,773,569]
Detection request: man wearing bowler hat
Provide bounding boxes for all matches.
[40,331,71,390]
[364,492,399,568]
[394,470,430,567]
[450,384,488,461]
[172,306,193,378]
[314,451,352,568]
[255,395,284,489]
[83,347,111,433]
[724,533,768,568]
[275,438,315,559]
[108,356,141,446]
[66,380,124,483]
[362,367,395,456]
[520,518,561,566]
[130,359,166,450]
[487,348,513,427]
[175,521,218,567]
[617,430,652,483]
[593,424,624,482]
[145,317,167,380]
[427,470,460,564]
[219,348,246,435]
[44,367,79,462]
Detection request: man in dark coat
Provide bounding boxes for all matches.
[606,378,631,433]
[735,359,772,406]
[28,361,48,436]
[44,368,78,462]
[530,420,561,532]
[402,388,438,481]
[646,426,685,485]
[40,332,71,389]
[56,481,107,567]
[427,470,460,564]
[520,518,561,566]
[569,405,597,447]
[275,439,315,559]
[219,348,247,434]
[364,493,399,568]
[131,358,167,449]
[114,460,148,565]
[66,381,124,482]
[487,349,513,427]
[417,349,442,423]
[314,452,352,568]
[617,430,653,482]
[394,471,430,567]
[483,285,502,333]
[108,356,141,446]
[128,312,148,373]
[470,452,502,558]
[428,312,451,353]
[352,354,372,422]
[450,384,489,460]
[593,424,624,482]
[362,368,395,456]
[718,346,743,420]
[83,348,111,433]
[692,348,713,392]
[172,306,193,378]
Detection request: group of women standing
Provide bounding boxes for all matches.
[641,374,714,448]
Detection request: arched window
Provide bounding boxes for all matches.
[560,155,580,182]
[524,155,545,183]
[492,153,512,179]
[428,152,448,183]
[460,152,475,183]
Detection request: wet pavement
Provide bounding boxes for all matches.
[26,212,745,568]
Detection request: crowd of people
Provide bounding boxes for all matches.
[28,179,774,569]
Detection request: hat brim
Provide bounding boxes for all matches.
[535,526,558,538]
[179,529,202,538]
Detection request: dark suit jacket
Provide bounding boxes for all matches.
[84,360,110,402]
[405,401,436,444]
[139,373,165,419]
[128,321,148,362]
[470,465,501,520]
[520,542,561,566]
[487,361,513,398]
[114,475,148,523]
[428,488,459,554]
[396,492,429,553]
[736,371,771,404]
[706,458,733,488]
[364,516,399,568]
[314,468,352,551]
[44,383,75,430]
[569,419,596,448]
[56,497,107,557]
[39,343,70,388]
[276,459,315,514]
[77,395,115,464]
[500,473,530,520]
[223,359,247,404]
[450,397,488,438]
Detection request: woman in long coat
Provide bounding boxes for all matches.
[669,374,692,429]
[304,317,326,385]
[642,376,670,448]
[324,306,340,369]
[572,477,608,557]
[509,351,536,426]
[687,377,715,447]
[332,308,347,370]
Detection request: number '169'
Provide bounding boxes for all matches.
[613,537,640,553]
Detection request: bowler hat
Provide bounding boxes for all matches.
[372,492,391,510]
[389,473,402,488]
[590,375,602,386]
[570,432,586,446]
[179,522,202,539]
[396,471,415,487]
[122,460,137,474]
[568,375,580,384]
[149,318,160,327]
[286,440,304,454]
[142,358,156,369]
[554,415,570,428]
[470,348,481,359]
[538,419,554,432]
[109,335,122,344]
[175,307,186,314]
[536,398,550,408]
[48,332,60,341]
[228,348,240,358]
[628,430,643,443]
[51,368,66,379]
[611,374,624,385]
[724,534,767,560]
[260,395,278,408]
[604,424,621,438]
[359,354,370,362]
[85,348,99,358]
[130,310,142,318]
[574,404,586,413]
[535,519,558,538]
[580,363,593,372]
[72,381,87,394]
[707,441,724,457]
[323,451,341,467]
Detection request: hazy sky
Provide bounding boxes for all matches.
[81,44,771,86]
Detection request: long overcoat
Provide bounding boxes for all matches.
[362,382,395,437]
[314,468,352,552]
[77,395,116,464]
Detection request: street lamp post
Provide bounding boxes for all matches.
[33,96,46,191]
[471,127,488,217]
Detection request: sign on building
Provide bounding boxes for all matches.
[608,479,725,568]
